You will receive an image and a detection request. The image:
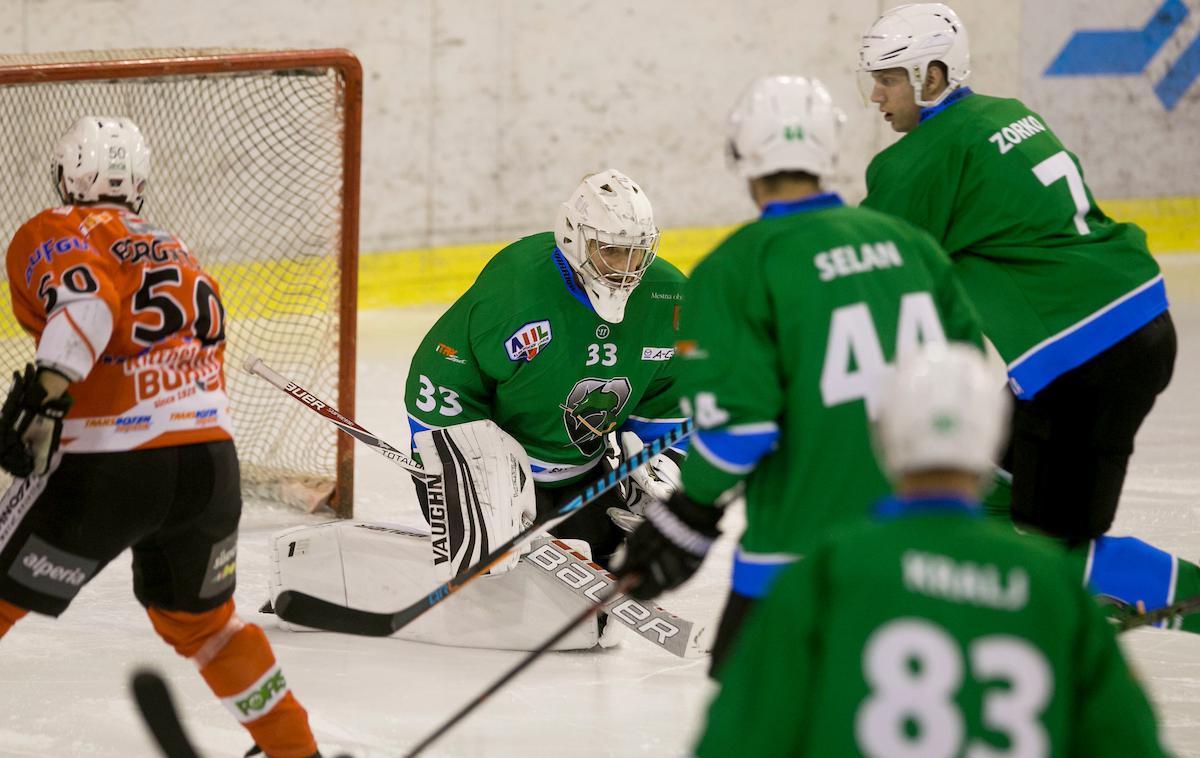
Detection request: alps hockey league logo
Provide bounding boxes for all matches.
[506,320,553,362]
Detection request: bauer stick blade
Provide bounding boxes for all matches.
[403,574,640,757]
[275,421,688,636]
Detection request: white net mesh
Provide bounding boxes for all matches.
[0,49,357,511]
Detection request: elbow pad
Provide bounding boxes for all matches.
[35,298,114,382]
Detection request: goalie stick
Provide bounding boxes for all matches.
[245,357,697,642]
[403,574,640,757]
[245,357,426,478]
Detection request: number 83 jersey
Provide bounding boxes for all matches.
[697,507,1169,757]
[5,205,232,451]
[404,231,687,487]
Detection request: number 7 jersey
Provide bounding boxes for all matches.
[5,205,232,451]
[862,94,1166,399]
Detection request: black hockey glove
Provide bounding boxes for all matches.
[617,490,721,600]
[0,364,73,478]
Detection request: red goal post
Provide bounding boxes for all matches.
[0,48,362,516]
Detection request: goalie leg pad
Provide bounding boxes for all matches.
[415,421,535,580]
[267,521,600,651]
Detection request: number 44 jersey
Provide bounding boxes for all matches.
[6,205,232,451]
[676,195,982,562]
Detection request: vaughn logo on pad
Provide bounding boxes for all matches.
[506,320,552,362]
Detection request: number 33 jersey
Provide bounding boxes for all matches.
[404,231,687,487]
[6,205,233,451]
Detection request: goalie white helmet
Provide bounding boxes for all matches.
[52,116,150,211]
[726,75,845,180]
[858,3,971,107]
[874,342,1008,480]
[554,169,660,324]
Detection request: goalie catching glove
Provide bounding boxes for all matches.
[617,490,721,600]
[414,420,536,581]
[0,364,73,477]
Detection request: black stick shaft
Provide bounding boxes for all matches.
[131,669,203,758]
[403,575,640,757]
[1118,593,1200,631]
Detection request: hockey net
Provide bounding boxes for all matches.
[0,49,361,516]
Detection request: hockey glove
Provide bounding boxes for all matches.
[0,364,73,478]
[623,431,683,508]
[617,490,721,600]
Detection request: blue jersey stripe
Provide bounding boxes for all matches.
[692,425,779,474]
[407,414,434,449]
[1086,535,1176,626]
[732,549,800,598]
[621,416,691,452]
[1007,276,1167,399]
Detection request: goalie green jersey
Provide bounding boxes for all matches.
[862,91,1167,400]
[675,193,981,594]
[405,232,687,487]
[697,496,1170,758]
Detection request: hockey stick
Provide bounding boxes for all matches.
[524,537,708,657]
[1118,593,1200,632]
[274,421,689,636]
[131,669,203,758]
[245,356,694,638]
[245,357,426,477]
[403,574,640,757]
[261,531,708,657]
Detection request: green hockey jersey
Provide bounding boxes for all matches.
[405,232,687,487]
[862,91,1167,399]
[697,496,1170,758]
[675,193,981,594]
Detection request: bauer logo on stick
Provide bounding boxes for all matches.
[505,320,553,362]
[286,382,326,411]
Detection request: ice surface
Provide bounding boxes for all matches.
[4,259,1200,756]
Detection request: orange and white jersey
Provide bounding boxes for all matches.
[5,204,233,452]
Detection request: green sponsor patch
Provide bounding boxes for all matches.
[236,670,287,717]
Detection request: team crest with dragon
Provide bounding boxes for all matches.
[560,377,632,456]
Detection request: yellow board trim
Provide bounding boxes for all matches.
[360,196,1200,310]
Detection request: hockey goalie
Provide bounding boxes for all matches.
[267,420,645,651]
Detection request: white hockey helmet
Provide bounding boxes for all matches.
[554,169,660,324]
[874,342,1009,481]
[52,116,150,211]
[726,75,845,180]
[858,3,971,107]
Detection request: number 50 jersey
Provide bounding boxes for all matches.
[5,205,232,451]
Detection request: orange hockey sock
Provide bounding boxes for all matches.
[148,600,318,758]
[0,599,28,639]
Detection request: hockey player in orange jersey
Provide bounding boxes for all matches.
[0,116,322,758]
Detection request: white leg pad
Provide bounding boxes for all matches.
[266,521,599,651]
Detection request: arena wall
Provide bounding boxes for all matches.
[3,0,1194,308]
